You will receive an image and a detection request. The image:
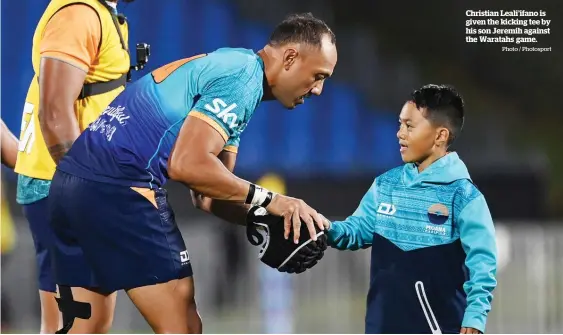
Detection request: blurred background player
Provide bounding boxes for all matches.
[324,85,497,334]
[13,0,134,332]
[1,119,19,332]
[2,119,18,169]
[46,13,336,333]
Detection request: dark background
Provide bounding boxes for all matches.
[2,0,561,220]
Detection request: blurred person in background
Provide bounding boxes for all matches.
[46,13,335,334]
[13,0,134,332]
[1,119,19,332]
[324,85,497,334]
[2,119,18,169]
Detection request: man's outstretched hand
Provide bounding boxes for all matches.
[246,206,328,274]
[265,194,326,244]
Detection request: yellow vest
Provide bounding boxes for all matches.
[15,0,130,180]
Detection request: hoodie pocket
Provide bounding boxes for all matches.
[415,281,442,334]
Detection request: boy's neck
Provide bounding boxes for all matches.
[416,150,449,173]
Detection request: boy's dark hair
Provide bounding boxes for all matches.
[269,13,336,48]
[409,84,465,145]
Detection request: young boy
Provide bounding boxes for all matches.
[325,84,497,334]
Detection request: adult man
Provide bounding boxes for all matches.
[14,0,133,332]
[48,13,337,333]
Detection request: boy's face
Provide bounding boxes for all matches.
[396,102,448,164]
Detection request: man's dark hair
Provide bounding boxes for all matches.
[269,13,336,48]
[409,84,465,146]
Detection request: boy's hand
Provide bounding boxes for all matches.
[318,213,331,230]
[461,327,481,334]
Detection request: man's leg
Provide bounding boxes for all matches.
[51,174,197,333]
[48,172,117,334]
[107,187,200,332]
[127,277,202,333]
[55,287,116,334]
[23,198,61,333]
[38,292,60,333]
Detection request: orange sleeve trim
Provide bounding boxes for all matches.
[40,53,89,72]
[190,111,229,142]
[223,145,239,154]
[40,4,101,72]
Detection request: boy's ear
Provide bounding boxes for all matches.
[435,127,450,147]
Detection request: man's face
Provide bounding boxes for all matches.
[273,35,337,109]
[397,102,446,164]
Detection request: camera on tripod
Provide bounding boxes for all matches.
[128,43,151,82]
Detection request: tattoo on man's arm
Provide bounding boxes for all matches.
[48,141,74,163]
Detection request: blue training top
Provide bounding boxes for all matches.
[58,48,265,188]
[328,152,497,334]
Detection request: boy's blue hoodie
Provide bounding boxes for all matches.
[328,152,497,334]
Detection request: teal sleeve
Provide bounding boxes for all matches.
[191,77,250,138]
[458,194,498,333]
[327,179,377,250]
[16,174,50,205]
[191,67,256,145]
[224,136,240,150]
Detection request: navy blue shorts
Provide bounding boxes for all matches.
[23,198,56,293]
[48,170,193,293]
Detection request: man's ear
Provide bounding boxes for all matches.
[282,48,298,70]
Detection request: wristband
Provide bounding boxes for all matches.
[246,184,275,207]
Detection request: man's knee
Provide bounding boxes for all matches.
[54,286,91,334]
[39,291,62,333]
[187,302,202,334]
[179,278,202,332]
[179,277,202,334]
[54,286,115,334]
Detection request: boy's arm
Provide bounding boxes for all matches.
[458,194,498,333]
[326,179,377,250]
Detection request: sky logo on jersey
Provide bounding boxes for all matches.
[204,98,239,129]
[427,203,449,225]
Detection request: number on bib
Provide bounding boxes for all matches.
[18,102,35,154]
